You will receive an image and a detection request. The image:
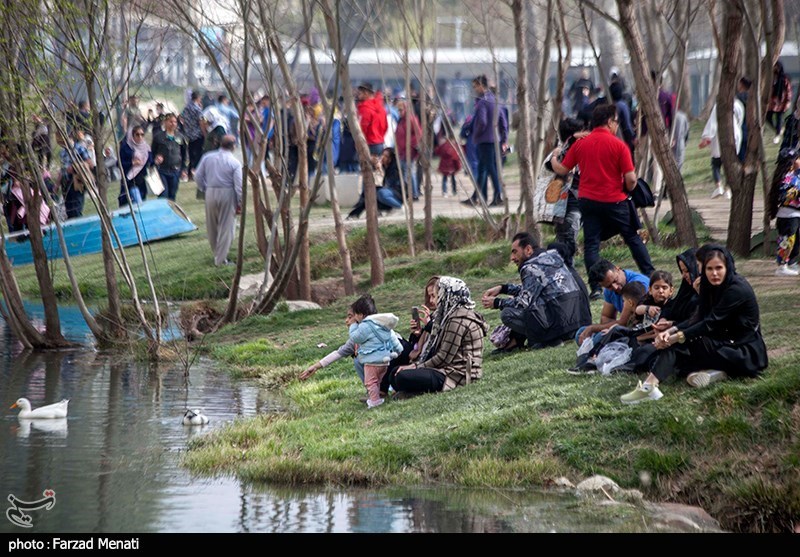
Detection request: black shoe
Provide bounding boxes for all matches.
[489,198,503,207]
[589,287,603,301]
[460,197,476,206]
[529,339,564,350]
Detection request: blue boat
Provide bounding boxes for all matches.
[2,199,198,266]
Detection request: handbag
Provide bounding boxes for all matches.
[145,167,165,196]
[630,177,655,208]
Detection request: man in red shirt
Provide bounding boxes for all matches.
[356,82,388,163]
[550,103,654,299]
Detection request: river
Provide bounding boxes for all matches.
[0,305,704,533]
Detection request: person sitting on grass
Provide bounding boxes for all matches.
[348,298,404,409]
[393,276,487,396]
[633,270,675,335]
[380,275,440,395]
[482,232,590,352]
[299,294,377,389]
[620,245,768,405]
[569,280,647,374]
[576,259,650,346]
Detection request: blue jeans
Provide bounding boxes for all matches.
[400,159,419,198]
[574,326,604,347]
[158,169,181,201]
[476,142,502,202]
[376,187,402,209]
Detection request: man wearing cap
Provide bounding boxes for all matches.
[356,82,388,162]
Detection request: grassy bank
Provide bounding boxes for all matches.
[187,245,800,533]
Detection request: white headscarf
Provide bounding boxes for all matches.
[419,276,476,362]
[125,127,150,180]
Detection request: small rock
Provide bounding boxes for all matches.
[576,475,620,494]
[652,512,702,532]
[553,477,575,488]
[645,502,721,531]
[285,300,322,312]
[617,488,644,503]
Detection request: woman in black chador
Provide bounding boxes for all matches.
[620,245,768,404]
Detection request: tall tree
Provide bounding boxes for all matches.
[717,0,784,256]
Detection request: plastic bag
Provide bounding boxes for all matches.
[576,336,594,357]
[595,341,633,376]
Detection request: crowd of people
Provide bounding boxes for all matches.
[300,232,768,408]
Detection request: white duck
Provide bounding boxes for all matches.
[11,398,69,419]
[182,409,209,425]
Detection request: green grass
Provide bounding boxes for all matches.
[182,241,800,532]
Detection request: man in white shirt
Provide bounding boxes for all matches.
[194,135,242,266]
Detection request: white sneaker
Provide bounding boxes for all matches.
[366,398,385,409]
[724,188,732,200]
[710,185,726,199]
[775,265,800,276]
[686,370,728,388]
[788,263,799,273]
[620,381,664,405]
[773,135,782,145]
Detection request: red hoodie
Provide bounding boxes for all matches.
[357,93,388,146]
[434,139,462,176]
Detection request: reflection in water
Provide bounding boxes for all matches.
[15,419,68,439]
[0,305,681,533]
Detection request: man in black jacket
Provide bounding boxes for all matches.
[151,113,185,200]
[482,232,592,351]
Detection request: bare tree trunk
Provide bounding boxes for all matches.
[400,24,417,256]
[615,0,698,247]
[549,0,572,150]
[418,0,434,251]
[303,7,355,295]
[699,0,723,120]
[321,0,383,286]
[717,0,784,256]
[511,0,537,240]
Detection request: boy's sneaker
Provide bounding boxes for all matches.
[566,366,596,375]
[775,265,799,276]
[788,263,800,273]
[620,381,663,405]
[686,370,728,388]
[710,185,726,199]
[724,188,732,200]
[366,398,385,409]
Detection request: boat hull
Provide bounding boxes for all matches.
[2,199,198,266]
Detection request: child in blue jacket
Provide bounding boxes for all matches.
[348,296,403,408]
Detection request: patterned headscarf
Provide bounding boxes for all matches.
[420,276,475,362]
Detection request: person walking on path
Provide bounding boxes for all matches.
[194,135,242,266]
[549,104,655,299]
[768,61,792,145]
[151,113,185,201]
[464,75,506,206]
[181,92,205,180]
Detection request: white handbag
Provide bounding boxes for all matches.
[145,167,165,196]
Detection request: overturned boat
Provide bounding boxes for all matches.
[2,199,198,266]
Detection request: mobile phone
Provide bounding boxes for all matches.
[411,307,420,322]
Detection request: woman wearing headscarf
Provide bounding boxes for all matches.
[393,276,488,394]
[119,125,153,206]
[768,61,793,144]
[621,245,768,404]
[659,248,699,324]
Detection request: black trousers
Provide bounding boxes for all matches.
[393,367,445,394]
[187,137,204,173]
[651,336,761,383]
[580,197,655,289]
